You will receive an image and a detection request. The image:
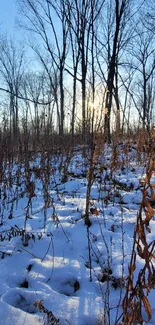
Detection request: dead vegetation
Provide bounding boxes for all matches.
[119,152,155,325]
[0,129,155,324]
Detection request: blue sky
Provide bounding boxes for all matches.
[0,0,18,35]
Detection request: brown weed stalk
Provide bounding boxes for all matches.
[120,153,155,325]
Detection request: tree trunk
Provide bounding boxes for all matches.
[59,67,64,139]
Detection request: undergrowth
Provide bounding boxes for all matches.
[0,132,155,325]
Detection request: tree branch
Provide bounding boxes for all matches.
[0,87,52,105]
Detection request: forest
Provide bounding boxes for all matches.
[0,1,155,325]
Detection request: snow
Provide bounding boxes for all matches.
[0,145,155,325]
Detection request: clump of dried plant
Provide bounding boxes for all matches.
[119,152,155,325]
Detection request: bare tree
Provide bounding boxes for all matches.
[18,0,69,140]
[64,0,104,140]
[96,0,145,142]
[0,36,25,137]
[129,25,155,130]
[64,0,81,142]
[103,0,131,142]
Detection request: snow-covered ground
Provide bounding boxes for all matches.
[0,144,155,325]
